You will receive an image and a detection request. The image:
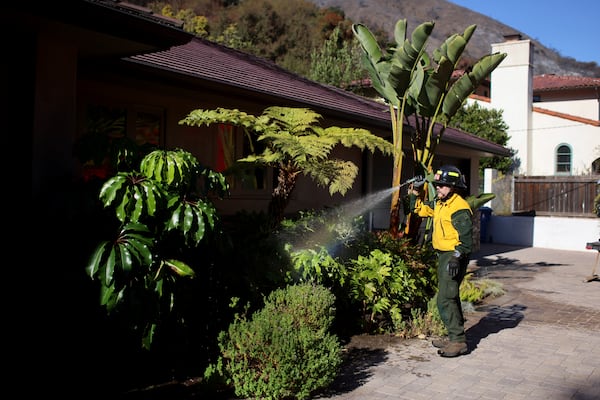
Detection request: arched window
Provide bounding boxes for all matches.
[592,157,600,174]
[555,144,571,174]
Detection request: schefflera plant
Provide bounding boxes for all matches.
[86,148,228,349]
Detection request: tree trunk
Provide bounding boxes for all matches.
[268,167,300,225]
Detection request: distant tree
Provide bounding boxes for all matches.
[159,4,209,37]
[450,102,514,174]
[150,0,363,79]
[210,23,250,49]
[308,25,365,87]
[218,0,321,76]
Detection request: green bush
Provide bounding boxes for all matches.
[282,212,438,335]
[206,283,343,400]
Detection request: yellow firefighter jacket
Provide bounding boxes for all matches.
[410,192,473,254]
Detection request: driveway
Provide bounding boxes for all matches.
[318,243,600,400]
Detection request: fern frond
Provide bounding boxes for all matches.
[263,106,323,133]
[305,160,358,195]
[323,127,393,155]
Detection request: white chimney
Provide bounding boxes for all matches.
[491,34,534,176]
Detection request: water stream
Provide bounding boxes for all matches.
[282,185,403,254]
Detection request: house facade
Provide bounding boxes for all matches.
[468,35,600,250]
[484,35,599,176]
[24,1,509,232]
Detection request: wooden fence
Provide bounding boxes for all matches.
[513,175,600,217]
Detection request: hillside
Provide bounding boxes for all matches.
[309,0,600,77]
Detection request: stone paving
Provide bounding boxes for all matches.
[318,243,600,400]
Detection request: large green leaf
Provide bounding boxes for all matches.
[99,174,127,206]
[433,24,475,65]
[389,21,435,104]
[86,241,109,278]
[466,193,496,211]
[442,52,507,118]
[87,223,154,284]
[163,259,195,278]
[415,56,455,117]
[352,23,399,103]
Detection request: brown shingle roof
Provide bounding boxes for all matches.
[23,1,191,49]
[127,37,511,157]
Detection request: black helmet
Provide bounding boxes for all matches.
[433,165,467,189]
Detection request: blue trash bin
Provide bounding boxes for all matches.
[479,207,492,243]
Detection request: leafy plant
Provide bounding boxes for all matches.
[460,275,505,304]
[179,106,393,225]
[348,249,422,332]
[353,19,507,236]
[86,148,228,349]
[282,212,437,334]
[395,304,446,339]
[206,283,343,400]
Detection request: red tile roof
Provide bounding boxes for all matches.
[127,38,511,157]
[533,74,600,92]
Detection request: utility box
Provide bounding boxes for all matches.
[479,207,492,243]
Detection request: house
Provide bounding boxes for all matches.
[18,2,512,392]
[24,1,509,232]
[487,34,599,176]
[468,35,600,251]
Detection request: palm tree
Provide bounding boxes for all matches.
[180,106,393,224]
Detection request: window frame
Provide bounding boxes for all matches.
[555,143,572,175]
[216,124,272,197]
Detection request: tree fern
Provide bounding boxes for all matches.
[180,106,393,224]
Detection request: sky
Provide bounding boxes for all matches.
[448,0,600,64]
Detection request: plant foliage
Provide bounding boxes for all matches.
[353,19,507,236]
[282,211,437,334]
[206,283,343,400]
[86,148,228,349]
[180,106,393,224]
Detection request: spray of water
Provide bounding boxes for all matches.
[281,185,403,255]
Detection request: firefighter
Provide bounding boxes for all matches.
[410,165,472,357]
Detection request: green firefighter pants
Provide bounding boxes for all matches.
[437,250,469,343]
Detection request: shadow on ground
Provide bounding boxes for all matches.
[314,346,388,398]
[466,304,526,352]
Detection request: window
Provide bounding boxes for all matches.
[81,104,164,147]
[592,157,600,174]
[216,124,268,193]
[76,103,164,181]
[555,144,571,174]
[133,107,163,147]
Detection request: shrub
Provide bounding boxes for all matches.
[206,283,343,400]
[395,294,446,338]
[460,274,505,305]
[282,213,438,336]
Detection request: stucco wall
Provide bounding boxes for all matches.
[530,112,599,175]
[482,214,599,252]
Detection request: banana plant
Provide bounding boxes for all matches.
[353,19,506,237]
[86,148,228,349]
[353,19,433,237]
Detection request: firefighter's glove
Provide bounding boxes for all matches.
[412,175,426,188]
[447,251,461,278]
